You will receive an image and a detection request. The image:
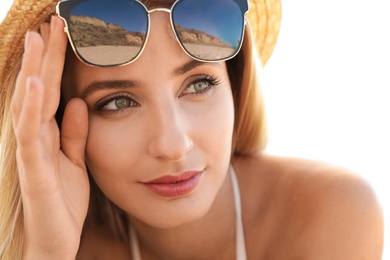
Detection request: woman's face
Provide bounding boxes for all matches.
[62,12,235,228]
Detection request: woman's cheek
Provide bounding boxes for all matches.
[85,117,141,181]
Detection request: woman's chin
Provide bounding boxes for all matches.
[127,194,216,230]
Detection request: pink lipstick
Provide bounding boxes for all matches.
[143,171,202,197]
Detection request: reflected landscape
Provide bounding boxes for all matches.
[69,15,236,64]
[69,15,146,65]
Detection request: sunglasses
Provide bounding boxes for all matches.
[56,0,249,67]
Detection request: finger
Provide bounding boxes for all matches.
[15,77,44,165]
[40,15,68,121]
[12,32,44,125]
[39,23,50,47]
[61,98,88,169]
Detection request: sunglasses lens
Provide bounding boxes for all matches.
[172,0,245,61]
[67,0,148,66]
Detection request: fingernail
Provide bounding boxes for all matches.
[50,15,57,31]
[24,31,31,50]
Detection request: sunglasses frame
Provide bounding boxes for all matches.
[56,0,249,67]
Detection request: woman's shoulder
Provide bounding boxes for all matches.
[232,153,383,211]
[233,154,384,259]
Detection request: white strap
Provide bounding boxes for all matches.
[230,165,248,260]
[129,225,142,260]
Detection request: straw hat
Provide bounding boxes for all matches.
[0,0,281,91]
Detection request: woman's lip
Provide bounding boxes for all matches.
[144,171,202,184]
[142,171,203,197]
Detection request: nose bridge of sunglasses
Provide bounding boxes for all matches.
[148,8,177,41]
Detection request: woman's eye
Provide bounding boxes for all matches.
[191,81,208,92]
[97,95,137,112]
[113,98,131,109]
[184,81,209,94]
[183,76,220,96]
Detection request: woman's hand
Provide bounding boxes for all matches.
[11,16,89,259]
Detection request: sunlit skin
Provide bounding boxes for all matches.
[13,9,383,260]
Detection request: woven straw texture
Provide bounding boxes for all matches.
[248,0,282,65]
[0,0,281,89]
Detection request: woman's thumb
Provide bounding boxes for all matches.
[60,98,88,169]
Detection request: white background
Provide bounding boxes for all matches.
[262,1,389,259]
[1,0,389,258]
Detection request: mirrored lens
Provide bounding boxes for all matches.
[172,0,245,61]
[68,0,148,66]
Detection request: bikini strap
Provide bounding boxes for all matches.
[230,165,248,260]
[129,224,142,260]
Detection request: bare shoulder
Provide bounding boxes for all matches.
[232,154,384,259]
[76,223,131,260]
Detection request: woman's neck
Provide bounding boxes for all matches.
[128,171,237,259]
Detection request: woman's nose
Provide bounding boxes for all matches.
[147,105,193,161]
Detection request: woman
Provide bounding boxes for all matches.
[0,0,384,259]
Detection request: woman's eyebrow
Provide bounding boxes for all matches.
[172,60,222,77]
[81,80,139,99]
[80,61,222,98]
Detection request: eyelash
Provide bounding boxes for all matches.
[94,75,221,114]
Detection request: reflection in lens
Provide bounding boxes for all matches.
[69,0,148,66]
[172,0,244,60]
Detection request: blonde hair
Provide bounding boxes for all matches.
[0,59,24,259]
[228,25,268,155]
[0,5,268,260]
